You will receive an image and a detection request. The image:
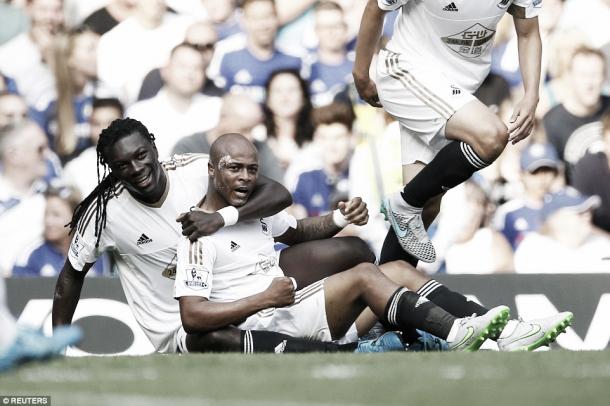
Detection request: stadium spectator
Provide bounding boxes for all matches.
[216,0,301,102]
[12,185,108,277]
[514,187,610,273]
[441,181,514,274]
[348,112,403,256]
[572,108,610,232]
[0,93,28,129]
[537,28,590,119]
[0,0,64,111]
[96,0,191,105]
[172,93,283,183]
[200,0,241,40]
[0,0,28,45]
[127,42,221,160]
[543,46,610,161]
[306,1,354,108]
[0,274,81,372]
[33,27,100,162]
[0,72,19,95]
[558,0,610,48]
[494,143,563,249]
[82,0,136,36]
[292,102,355,218]
[53,118,377,354]
[137,20,224,102]
[0,120,50,276]
[263,69,314,171]
[62,97,124,197]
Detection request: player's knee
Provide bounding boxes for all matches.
[473,121,508,162]
[352,262,381,285]
[192,329,240,352]
[341,237,376,264]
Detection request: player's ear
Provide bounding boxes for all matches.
[208,161,214,177]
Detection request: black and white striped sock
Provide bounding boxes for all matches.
[416,280,489,318]
[401,141,490,208]
[383,287,456,340]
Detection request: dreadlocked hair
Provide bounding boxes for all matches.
[68,118,156,248]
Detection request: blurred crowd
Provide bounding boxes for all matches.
[0,0,609,277]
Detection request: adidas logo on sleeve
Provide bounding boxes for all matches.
[137,233,153,246]
[443,2,458,11]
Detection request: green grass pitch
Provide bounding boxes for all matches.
[1,351,609,405]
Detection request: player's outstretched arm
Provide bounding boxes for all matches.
[353,0,386,107]
[508,14,541,145]
[276,197,369,246]
[178,175,292,241]
[52,260,91,328]
[179,277,295,333]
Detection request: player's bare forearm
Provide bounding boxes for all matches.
[276,214,341,246]
[514,16,541,100]
[353,0,385,82]
[238,175,292,220]
[52,261,89,328]
[179,294,271,334]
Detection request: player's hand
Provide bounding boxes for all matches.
[338,197,369,226]
[507,95,538,145]
[262,277,296,308]
[176,209,224,241]
[353,74,382,108]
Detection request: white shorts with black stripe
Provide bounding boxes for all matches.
[376,48,476,165]
[238,279,358,351]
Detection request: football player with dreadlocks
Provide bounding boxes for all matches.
[52,118,389,354]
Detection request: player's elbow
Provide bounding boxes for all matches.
[180,304,215,334]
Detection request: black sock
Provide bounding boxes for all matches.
[383,288,456,339]
[379,228,419,267]
[417,280,489,317]
[241,330,351,353]
[401,141,490,207]
[417,281,502,340]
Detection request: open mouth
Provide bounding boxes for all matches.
[133,173,152,188]
[234,186,249,198]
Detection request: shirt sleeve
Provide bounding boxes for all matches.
[377,0,409,11]
[67,207,113,272]
[174,237,216,299]
[510,0,542,18]
[270,211,298,238]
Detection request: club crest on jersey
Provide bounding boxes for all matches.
[184,266,209,290]
[496,0,511,9]
[441,23,495,58]
[253,254,276,275]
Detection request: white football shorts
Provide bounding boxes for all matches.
[238,279,358,350]
[376,48,476,165]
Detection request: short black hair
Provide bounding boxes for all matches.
[92,97,125,117]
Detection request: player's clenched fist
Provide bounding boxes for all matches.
[338,197,369,226]
[261,277,296,308]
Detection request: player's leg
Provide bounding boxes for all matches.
[184,326,353,354]
[322,263,509,351]
[379,162,443,266]
[0,277,81,372]
[280,237,376,288]
[364,261,573,351]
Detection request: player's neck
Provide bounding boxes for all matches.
[200,188,227,213]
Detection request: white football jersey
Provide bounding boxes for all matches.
[68,154,209,352]
[174,212,297,303]
[378,0,542,92]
